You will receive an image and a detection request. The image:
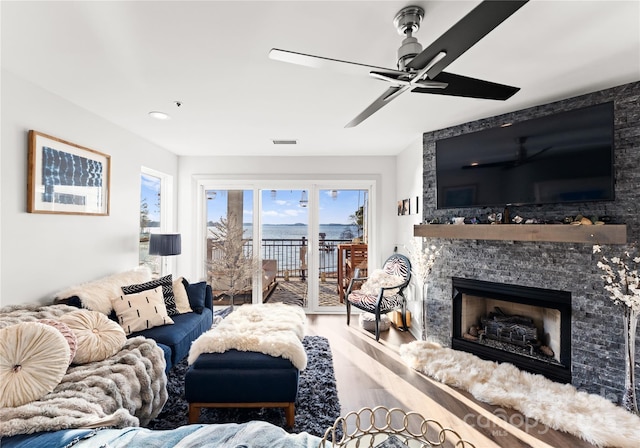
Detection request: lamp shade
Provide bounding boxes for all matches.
[149,234,181,256]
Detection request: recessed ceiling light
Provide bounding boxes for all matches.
[470,162,479,166]
[500,122,513,127]
[272,139,298,145]
[149,111,171,120]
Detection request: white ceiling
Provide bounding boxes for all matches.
[2,1,639,157]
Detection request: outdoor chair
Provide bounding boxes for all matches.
[345,253,411,341]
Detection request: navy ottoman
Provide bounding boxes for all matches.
[185,350,300,427]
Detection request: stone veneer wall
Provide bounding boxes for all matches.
[421,81,640,402]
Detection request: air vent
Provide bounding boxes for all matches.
[272,139,298,145]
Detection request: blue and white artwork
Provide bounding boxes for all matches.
[28,130,110,215]
[41,146,103,206]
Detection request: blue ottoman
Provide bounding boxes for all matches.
[185,350,300,427]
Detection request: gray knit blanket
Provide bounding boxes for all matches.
[0,304,168,438]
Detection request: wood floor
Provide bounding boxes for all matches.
[306,314,596,448]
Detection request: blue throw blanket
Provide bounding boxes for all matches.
[2,421,322,448]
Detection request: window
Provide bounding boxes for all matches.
[140,168,173,274]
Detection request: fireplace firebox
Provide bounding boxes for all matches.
[452,277,571,383]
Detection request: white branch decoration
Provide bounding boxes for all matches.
[406,238,442,286]
[593,243,639,414]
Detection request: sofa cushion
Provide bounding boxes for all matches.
[129,308,212,365]
[183,279,207,314]
[156,342,173,373]
[111,287,174,335]
[122,275,178,316]
[59,309,127,364]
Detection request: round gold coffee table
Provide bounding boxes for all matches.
[320,406,476,448]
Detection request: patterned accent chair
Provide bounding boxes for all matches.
[345,254,412,341]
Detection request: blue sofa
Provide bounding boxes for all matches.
[56,278,214,373]
[129,285,213,372]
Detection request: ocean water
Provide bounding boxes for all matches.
[245,223,359,240]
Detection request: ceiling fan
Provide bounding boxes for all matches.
[269,1,528,128]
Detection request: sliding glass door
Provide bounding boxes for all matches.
[260,189,309,307]
[315,188,368,311]
[205,189,255,308]
[198,180,373,313]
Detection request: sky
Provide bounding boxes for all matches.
[141,173,161,223]
[206,189,366,225]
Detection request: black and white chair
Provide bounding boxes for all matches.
[345,253,411,341]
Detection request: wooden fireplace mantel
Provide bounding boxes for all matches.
[413,223,627,244]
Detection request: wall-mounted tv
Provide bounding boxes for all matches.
[435,102,615,209]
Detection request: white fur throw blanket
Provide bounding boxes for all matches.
[188,303,307,370]
[400,340,640,448]
[359,269,405,297]
[53,267,152,315]
[0,304,167,437]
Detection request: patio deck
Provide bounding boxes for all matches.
[213,276,342,308]
[266,277,342,308]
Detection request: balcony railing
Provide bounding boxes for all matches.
[207,237,351,279]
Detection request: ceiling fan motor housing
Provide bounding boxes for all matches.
[394,6,425,71]
[397,36,423,71]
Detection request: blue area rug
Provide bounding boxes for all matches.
[147,335,341,438]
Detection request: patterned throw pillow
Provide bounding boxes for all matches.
[121,275,178,316]
[111,287,174,335]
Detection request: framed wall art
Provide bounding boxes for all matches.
[402,198,411,216]
[398,198,410,216]
[28,130,110,215]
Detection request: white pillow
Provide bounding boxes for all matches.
[173,277,193,314]
[60,309,127,364]
[111,287,174,335]
[54,267,152,315]
[0,322,70,408]
[359,269,405,297]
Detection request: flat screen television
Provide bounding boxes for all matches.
[435,102,615,209]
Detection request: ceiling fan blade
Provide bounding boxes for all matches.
[369,71,448,89]
[345,86,409,128]
[407,0,528,78]
[412,72,520,100]
[269,48,403,78]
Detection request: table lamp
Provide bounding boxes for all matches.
[149,233,181,275]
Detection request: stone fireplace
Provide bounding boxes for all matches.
[418,81,640,403]
[451,277,571,383]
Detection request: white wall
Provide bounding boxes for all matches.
[0,70,409,310]
[0,70,178,306]
[395,137,425,339]
[176,156,397,282]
